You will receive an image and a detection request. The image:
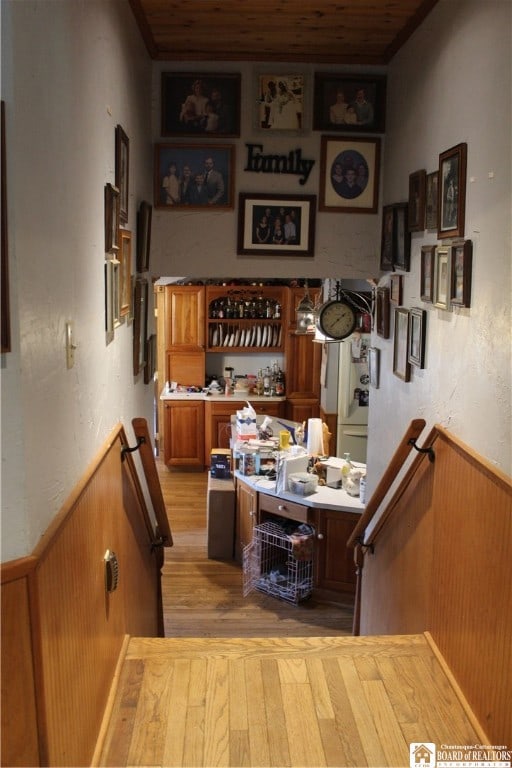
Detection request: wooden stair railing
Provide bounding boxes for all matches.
[347,418,427,635]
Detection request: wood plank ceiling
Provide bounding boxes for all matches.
[129,0,439,64]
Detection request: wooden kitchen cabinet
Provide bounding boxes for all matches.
[311,508,359,597]
[163,400,205,469]
[166,284,205,350]
[235,478,258,564]
[285,287,322,422]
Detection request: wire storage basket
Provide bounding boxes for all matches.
[243,519,314,605]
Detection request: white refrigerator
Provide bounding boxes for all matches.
[336,333,370,463]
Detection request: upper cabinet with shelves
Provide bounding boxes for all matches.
[205,285,287,352]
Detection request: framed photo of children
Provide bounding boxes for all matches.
[255,72,305,133]
[161,72,241,137]
[237,193,316,257]
[438,142,467,239]
[319,135,381,213]
[313,73,386,133]
[154,144,235,210]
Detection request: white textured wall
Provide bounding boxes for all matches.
[366,0,512,490]
[1,0,154,561]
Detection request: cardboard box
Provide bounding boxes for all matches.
[207,474,235,559]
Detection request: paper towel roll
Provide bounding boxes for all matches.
[307,418,323,456]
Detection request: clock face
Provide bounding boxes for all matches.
[318,300,357,340]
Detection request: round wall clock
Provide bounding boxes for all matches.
[317,299,357,340]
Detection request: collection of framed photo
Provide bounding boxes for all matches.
[375,140,472,382]
[154,70,387,257]
[104,124,155,382]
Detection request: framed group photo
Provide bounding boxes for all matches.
[154,143,235,210]
[161,72,241,138]
[438,142,467,239]
[255,72,305,133]
[319,135,380,213]
[237,193,316,257]
[313,73,386,133]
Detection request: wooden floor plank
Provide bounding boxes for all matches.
[204,658,230,767]
[361,679,409,767]
[261,658,292,767]
[280,679,327,767]
[340,658,388,767]
[127,658,174,767]
[162,659,191,767]
[245,657,271,767]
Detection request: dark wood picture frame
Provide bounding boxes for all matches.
[161,72,241,138]
[380,204,395,270]
[133,277,148,376]
[380,203,411,271]
[255,71,305,133]
[408,169,426,232]
[154,143,235,210]
[438,142,467,239]
[450,239,473,307]
[115,125,129,224]
[136,201,152,273]
[319,135,380,213]
[144,333,156,385]
[119,229,132,319]
[1,100,11,353]
[376,286,390,338]
[390,274,403,305]
[420,245,436,303]
[425,170,439,230]
[408,307,427,368]
[313,73,386,133]
[104,183,120,254]
[237,193,316,257]
[393,307,411,382]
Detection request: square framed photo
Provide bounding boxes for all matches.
[438,142,467,239]
[255,72,305,133]
[434,245,452,310]
[390,274,403,305]
[420,245,436,302]
[450,239,473,307]
[115,125,129,224]
[368,346,380,389]
[375,286,390,339]
[133,277,148,376]
[136,201,152,273]
[104,183,120,254]
[408,307,427,368]
[319,135,380,213]
[425,170,439,230]
[313,73,386,133]
[393,307,411,382]
[237,193,316,257]
[408,169,426,232]
[161,72,241,137]
[119,229,132,319]
[154,143,235,210]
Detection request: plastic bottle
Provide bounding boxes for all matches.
[341,452,352,489]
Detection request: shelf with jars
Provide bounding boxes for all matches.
[205,285,286,352]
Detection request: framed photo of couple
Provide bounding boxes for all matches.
[313,73,387,133]
[161,72,241,138]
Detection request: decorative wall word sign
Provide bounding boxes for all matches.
[244,143,315,185]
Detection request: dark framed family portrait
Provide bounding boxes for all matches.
[237,193,316,257]
[161,72,241,138]
[154,143,235,210]
[313,73,386,133]
[319,135,380,213]
[255,72,305,133]
[438,142,467,239]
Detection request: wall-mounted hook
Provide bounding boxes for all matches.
[121,435,146,461]
[408,437,435,462]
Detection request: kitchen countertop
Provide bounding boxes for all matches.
[234,469,364,514]
[160,390,286,402]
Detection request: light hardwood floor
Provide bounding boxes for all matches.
[158,466,354,638]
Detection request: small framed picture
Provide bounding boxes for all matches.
[161,72,241,137]
[393,307,411,382]
[255,72,305,133]
[425,171,439,230]
[133,277,148,376]
[115,125,129,224]
[368,346,380,389]
[420,245,436,302]
[119,229,132,319]
[380,204,395,270]
[450,239,473,307]
[394,203,411,271]
[237,193,316,257]
[154,143,235,210]
[438,142,467,239]
[104,183,120,254]
[390,274,403,305]
[136,201,152,273]
[434,245,452,310]
[408,307,427,368]
[104,261,114,345]
[313,73,386,133]
[319,135,380,213]
[376,286,390,338]
[408,169,426,232]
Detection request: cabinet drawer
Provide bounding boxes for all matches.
[258,493,308,524]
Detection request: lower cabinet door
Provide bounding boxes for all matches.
[164,401,205,468]
[235,479,258,564]
[315,509,359,595]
